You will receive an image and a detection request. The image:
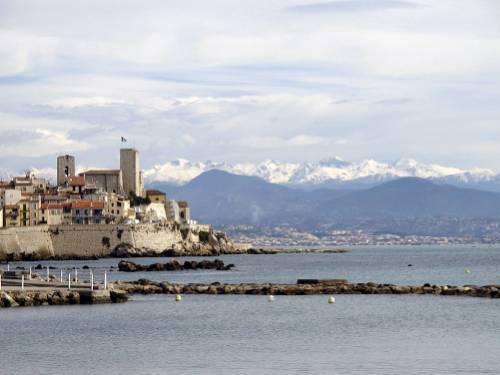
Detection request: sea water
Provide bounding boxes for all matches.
[1,245,499,374]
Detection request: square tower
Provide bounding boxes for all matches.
[120,148,143,197]
[57,155,75,186]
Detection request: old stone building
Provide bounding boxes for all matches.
[39,203,64,225]
[71,201,105,224]
[120,148,144,197]
[0,188,21,208]
[57,154,76,186]
[146,189,167,204]
[79,170,124,195]
[178,201,191,223]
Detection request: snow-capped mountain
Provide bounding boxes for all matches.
[144,157,499,189]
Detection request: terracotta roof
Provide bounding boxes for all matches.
[68,176,85,186]
[178,200,189,208]
[71,201,105,209]
[146,189,166,196]
[80,170,121,176]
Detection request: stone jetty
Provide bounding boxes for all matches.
[0,289,128,308]
[118,259,235,272]
[113,279,500,299]
[2,278,498,309]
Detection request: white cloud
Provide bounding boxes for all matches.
[288,134,325,146]
[0,0,499,171]
[0,113,90,158]
[49,97,127,109]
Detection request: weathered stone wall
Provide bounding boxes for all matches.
[0,223,207,260]
[128,223,183,250]
[0,226,53,259]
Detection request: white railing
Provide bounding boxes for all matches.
[0,263,109,291]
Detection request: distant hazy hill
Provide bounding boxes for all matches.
[320,177,500,219]
[148,170,349,226]
[148,171,500,228]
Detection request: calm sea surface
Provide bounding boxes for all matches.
[1,245,499,374]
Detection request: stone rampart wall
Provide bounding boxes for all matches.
[0,223,208,260]
[0,226,54,259]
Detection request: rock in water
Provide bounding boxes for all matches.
[118,260,140,272]
[118,259,235,272]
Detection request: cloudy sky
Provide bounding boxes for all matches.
[0,0,499,177]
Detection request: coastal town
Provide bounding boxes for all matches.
[224,225,492,247]
[0,148,190,229]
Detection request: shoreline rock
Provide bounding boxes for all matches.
[117,259,235,272]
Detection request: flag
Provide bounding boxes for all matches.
[121,137,127,143]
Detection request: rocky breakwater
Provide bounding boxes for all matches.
[113,279,500,299]
[0,289,129,308]
[118,259,235,272]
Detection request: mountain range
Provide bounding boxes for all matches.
[148,170,500,235]
[144,157,500,191]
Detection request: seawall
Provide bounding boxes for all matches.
[0,223,241,260]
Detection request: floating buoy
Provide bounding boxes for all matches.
[175,294,182,302]
[465,269,471,274]
[268,295,275,302]
[328,296,336,304]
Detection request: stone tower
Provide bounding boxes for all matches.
[57,155,75,186]
[120,148,144,197]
